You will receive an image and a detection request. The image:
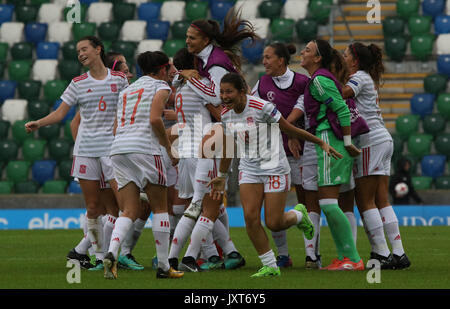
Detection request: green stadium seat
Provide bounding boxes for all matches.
[44,80,69,103]
[64,120,74,144]
[14,180,39,193]
[396,0,420,21]
[10,42,33,60]
[0,61,4,79]
[435,176,450,189]
[171,21,190,40]
[408,15,432,36]
[0,42,8,62]
[6,160,30,183]
[382,16,405,36]
[411,176,433,190]
[309,0,332,24]
[18,80,41,101]
[423,114,446,136]
[72,22,97,42]
[0,181,14,194]
[407,133,433,159]
[110,41,136,64]
[15,4,38,23]
[30,0,50,6]
[5,0,26,5]
[259,0,283,20]
[384,35,407,62]
[38,123,60,141]
[58,60,81,81]
[104,0,124,4]
[162,39,185,58]
[423,74,448,95]
[27,100,50,121]
[48,138,71,162]
[58,159,73,181]
[62,41,78,61]
[392,133,404,156]
[410,34,434,61]
[436,93,450,120]
[8,60,32,82]
[395,114,420,140]
[435,133,450,157]
[42,179,67,193]
[296,18,318,43]
[12,120,32,146]
[22,138,46,163]
[103,40,112,53]
[0,140,18,163]
[270,18,295,43]
[185,1,208,21]
[97,22,121,42]
[113,2,136,24]
[63,3,87,23]
[0,119,10,139]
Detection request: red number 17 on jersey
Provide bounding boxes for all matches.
[121,88,145,127]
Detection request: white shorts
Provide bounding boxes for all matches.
[177,158,198,199]
[161,146,178,187]
[239,171,291,193]
[111,153,166,190]
[354,141,393,178]
[71,156,114,187]
[288,156,302,185]
[301,164,355,192]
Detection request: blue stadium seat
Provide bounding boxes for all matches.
[146,20,170,41]
[241,38,265,65]
[421,154,446,179]
[135,64,142,78]
[0,80,17,104]
[437,54,450,76]
[435,15,450,34]
[68,180,82,194]
[36,42,60,59]
[138,2,161,21]
[53,99,76,124]
[211,1,234,21]
[0,4,14,25]
[31,159,57,185]
[422,0,445,18]
[79,0,99,5]
[410,93,435,117]
[25,22,48,44]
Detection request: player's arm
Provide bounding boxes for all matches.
[70,111,81,140]
[342,85,355,99]
[205,104,222,121]
[25,101,72,133]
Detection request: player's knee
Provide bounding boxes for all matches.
[244,213,261,228]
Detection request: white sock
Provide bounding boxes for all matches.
[102,215,116,254]
[379,206,405,256]
[344,211,357,245]
[108,216,133,260]
[185,216,214,259]
[75,214,91,255]
[121,218,146,256]
[212,218,237,255]
[168,215,196,259]
[201,232,219,259]
[217,204,229,233]
[169,215,177,239]
[271,230,289,257]
[87,216,104,254]
[362,209,391,257]
[152,213,171,271]
[258,249,277,268]
[304,212,320,260]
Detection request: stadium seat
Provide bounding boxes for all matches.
[421,154,446,179]
[58,159,73,181]
[0,140,18,163]
[1,100,28,124]
[422,0,445,18]
[296,18,318,43]
[27,100,50,121]
[68,180,82,194]
[241,38,265,64]
[10,42,33,60]
[270,18,295,43]
[0,5,14,26]
[44,80,68,104]
[97,22,121,42]
[136,39,163,54]
[63,3,87,23]
[162,39,185,58]
[62,41,78,61]
[423,73,447,94]
[160,1,185,24]
[138,2,161,21]
[437,54,450,76]
[259,0,282,20]
[385,35,408,62]
[396,114,420,140]
[8,60,32,82]
[0,181,13,194]
[186,1,208,21]
[42,179,67,193]
[436,93,450,120]
[210,1,233,21]
[434,15,450,35]
[110,41,136,63]
[72,22,96,42]
[58,60,81,81]
[36,42,60,60]
[79,0,98,5]
[436,34,450,55]
[411,176,433,190]
[48,138,71,162]
[382,16,405,36]
[410,93,435,117]
[146,20,170,41]
[0,119,10,139]
[410,34,434,61]
[63,120,73,144]
[408,15,432,36]
[14,180,39,193]
[392,133,404,156]
[6,160,30,183]
[87,2,113,25]
[32,60,58,84]
[0,42,7,62]
[435,175,450,189]
[309,0,332,24]
[397,0,420,21]
[113,2,136,24]
[423,114,446,136]
[235,0,260,20]
[38,3,63,24]
[171,20,190,40]
[0,61,4,79]
[0,80,16,104]
[407,133,433,159]
[25,22,48,44]
[435,132,450,156]
[0,22,25,45]
[38,123,60,141]
[22,138,46,162]
[121,20,146,42]
[18,80,42,101]
[48,22,72,45]
[283,0,308,21]
[52,99,76,124]
[12,119,32,145]
[31,159,56,185]
[252,18,270,39]
[15,5,38,24]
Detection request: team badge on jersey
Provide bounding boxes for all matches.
[79,165,87,174]
[267,91,275,102]
[110,84,117,92]
[270,107,278,118]
[247,117,254,125]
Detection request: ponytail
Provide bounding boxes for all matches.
[315,39,348,85]
[368,43,384,89]
[349,42,384,89]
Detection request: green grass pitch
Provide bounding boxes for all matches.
[0,226,449,289]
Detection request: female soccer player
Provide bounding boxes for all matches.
[342,42,410,269]
[103,51,183,279]
[26,36,128,267]
[251,43,309,268]
[209,73,342,277]
[300,39,365,271]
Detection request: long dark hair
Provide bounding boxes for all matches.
[105,52,124,70]
[78,35,106,65]
[220,72,247,93]
[348,42,384,89]
[173,47,195,71]
[267,43,296,66]
[314,39,348,85]
[137,51,169,76]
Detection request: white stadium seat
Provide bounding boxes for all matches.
[32,60,58,84]
[160,1,185,24]
[87,3,113,25]
[436,34,450,55]
[283,0,309,21]
[1,99,28,124]
[137,39,163,54]
[48,22,72,44]
[121,20,147,42]
[38,3,63,24]
[0,22,25,46]
[235,0,262,20]
[251,18,270,39]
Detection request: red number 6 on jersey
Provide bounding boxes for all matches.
[98,96,107,111]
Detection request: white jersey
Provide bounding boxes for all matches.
[346,70,392,148]
[61,69,128,157]
[221,95,290,176]
[110,75,171,156]
[294,98,317,167]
